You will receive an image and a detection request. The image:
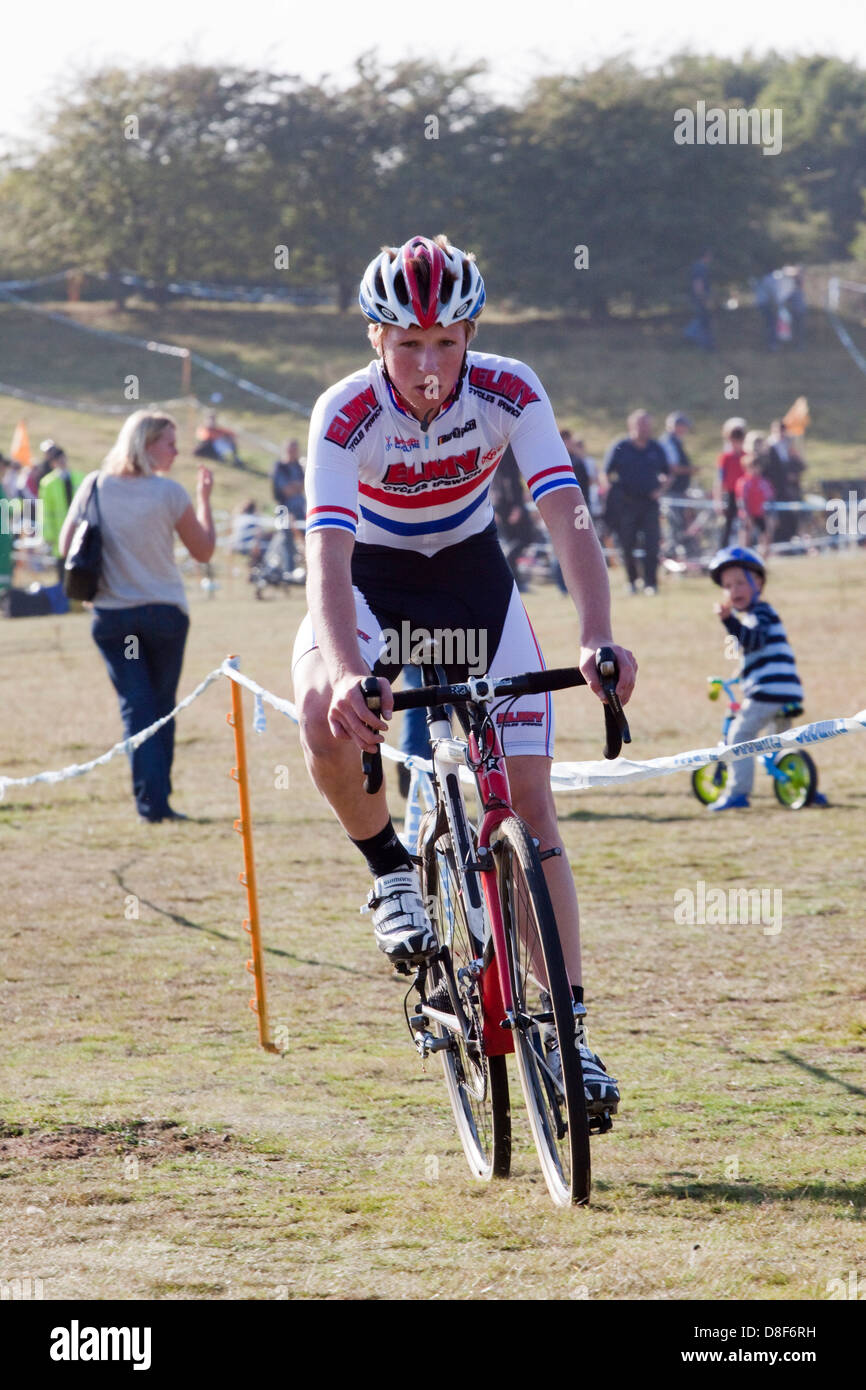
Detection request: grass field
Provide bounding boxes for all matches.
[1,543,864,1301]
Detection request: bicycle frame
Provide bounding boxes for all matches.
[425,689,538,1058]
[708,675,803,786]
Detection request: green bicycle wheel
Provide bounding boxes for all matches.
[772,751,817,809]
[692,762,729,805]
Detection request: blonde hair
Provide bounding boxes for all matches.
[102,410,176,477]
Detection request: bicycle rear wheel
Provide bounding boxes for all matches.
[494,815,591,1206]
[418,820,511,1181]
[772,750,817,809]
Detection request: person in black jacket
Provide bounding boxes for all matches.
[659,412,694,552]
[604,410,671,593]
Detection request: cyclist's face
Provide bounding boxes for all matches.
[381,324,468,418]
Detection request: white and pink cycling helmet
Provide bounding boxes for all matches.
[358,235,486,329]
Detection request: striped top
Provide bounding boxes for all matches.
[304,350,580,557]
[722,601,803,704]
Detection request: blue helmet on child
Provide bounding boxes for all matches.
[708,546,765,586]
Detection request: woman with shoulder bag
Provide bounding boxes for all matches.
[59,409,215,822]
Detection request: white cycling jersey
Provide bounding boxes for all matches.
[305,349,580,555]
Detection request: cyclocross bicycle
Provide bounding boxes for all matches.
[691,674,818,809]
[360,650,630,1207]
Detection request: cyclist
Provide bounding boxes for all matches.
[292,235,637,1112]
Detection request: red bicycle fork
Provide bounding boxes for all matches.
[466,721,518,1057]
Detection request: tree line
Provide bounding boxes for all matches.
[2,51,865,315]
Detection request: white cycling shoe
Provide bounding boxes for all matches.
[362,867,438,964]
[540,993,620,1115]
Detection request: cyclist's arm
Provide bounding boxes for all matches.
[537,491,636,703]
[502,362,636,700]
[306,529,393,747]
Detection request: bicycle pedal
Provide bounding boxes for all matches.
[589,1110,614,1136]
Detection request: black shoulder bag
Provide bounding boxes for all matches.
[63,475,103,601]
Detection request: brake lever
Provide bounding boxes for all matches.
[596,645,631,759]
[360,675,384,794]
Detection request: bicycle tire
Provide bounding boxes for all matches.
[772,750,817,809]
[418,818,511,1182]
[692,762,729,804]
[493,815,591,1206]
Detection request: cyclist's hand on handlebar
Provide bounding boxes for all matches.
[328,673,394,752]
[578,642,638,705]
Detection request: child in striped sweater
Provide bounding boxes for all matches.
[707,546,803,811]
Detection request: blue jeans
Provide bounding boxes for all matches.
[92,603,190,819]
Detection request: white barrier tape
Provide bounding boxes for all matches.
[549,709,866,790]
[827,308,866,376]
[661,494,832,514]
[0,666,224,799]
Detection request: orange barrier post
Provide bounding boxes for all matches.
[226,658,280,1054]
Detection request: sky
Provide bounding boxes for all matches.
[3,0,865,154]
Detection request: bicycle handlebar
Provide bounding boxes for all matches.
[360,647,631,793]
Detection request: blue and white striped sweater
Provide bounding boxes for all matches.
[722,601,803,704]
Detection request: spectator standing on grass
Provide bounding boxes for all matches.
[1,455,20,500]
[604,409,670,594]
[59,410,215,824]
[764,420,805,546]
[684,249,715,351]
[735,434,774,558]
[38,442,85,583]
[550,430,596,593]
[714,419,746,547]
[659,412,694,550]
[271,437,307,575]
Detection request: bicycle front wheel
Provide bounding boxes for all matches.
[772,750,817,809]
[494,816,591,1206]
[419,823,511,1182]
[692,762,728,804]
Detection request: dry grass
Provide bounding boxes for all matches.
[1,544,864,1300]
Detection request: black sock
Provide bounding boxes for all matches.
[350,820,413,879]
[571,985,584,1006]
